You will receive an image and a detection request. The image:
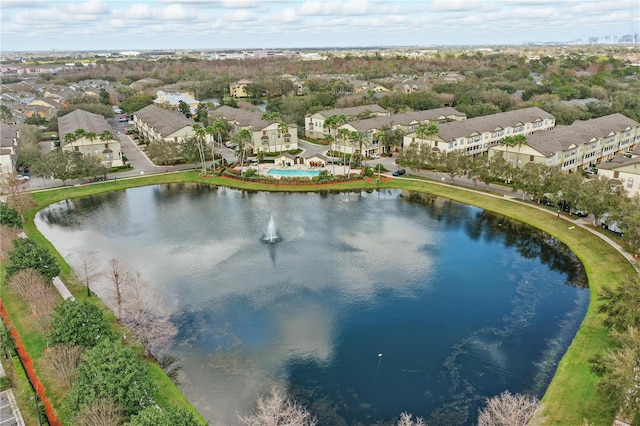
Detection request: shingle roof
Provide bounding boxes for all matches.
[347,108,465,131]
[0,123,19,148]
[312,104,388,119]
[526,113,640,157]
[58,109,113,145]
[212,106,297,131]
[135,104,194,136]
[435,107,555,141]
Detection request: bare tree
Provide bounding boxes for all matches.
[1,173,36,222]
[43,344,84,390]
[0,225,22,261]
[107,258,128,318]
[238,386,317,426]
[122,272,177,357]
[78,253,103,297]
[478,391,545,426]
[74,398,124,426]
[397,412,427,426]
[8,268,52,315]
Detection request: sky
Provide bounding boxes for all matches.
[1,0,639,52]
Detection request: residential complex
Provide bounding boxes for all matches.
[58,109,123,168]
[132,104,195,145]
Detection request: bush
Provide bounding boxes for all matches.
[0,202,22,228]
[6,238,60,280]
[48,299,114,348]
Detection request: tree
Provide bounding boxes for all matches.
[148,139,179,169]
[191,124,207,173]
[126,405,206,426]
[0,104,13,122]
[612,194,640,254]
[231,128,252,167]
[277,121,289,154]
[499,136,518,167]
[1,173,36,222]
[67,338,156,417]
[598,274,640,331]
[350,130,370,168]
[238,387,317,426]
[47,149,83,185]
[397,412,427,426]
[7,268,55,316]
[6,238,60,280]
[74,398,124,426]
[122,272,178,357]
[107,258,127,319]
[0,202,22,227]
[477,391,544,426]
[194,103,208,123]
[99,88,111,105]
[580,176,626,226]
[43,344,84,390]
[48,299,113,348]
[78,253,102,297]
[590,327,640,423]
[178,100,192,118]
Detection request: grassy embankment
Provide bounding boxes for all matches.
[12,170,637,425]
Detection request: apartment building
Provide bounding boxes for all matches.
[304,104,389,139]
[132,104,195,145]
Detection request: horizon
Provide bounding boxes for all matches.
[1,0,638,53]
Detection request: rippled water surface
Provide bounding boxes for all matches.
[36,184,588,425]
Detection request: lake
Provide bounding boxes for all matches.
[35,184,588,425]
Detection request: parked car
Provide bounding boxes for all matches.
[601,213,624,237]
[392,169,406,176]
[370,153,380,159]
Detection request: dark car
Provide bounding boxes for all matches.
[392,169,406,176]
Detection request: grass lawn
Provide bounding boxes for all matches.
[10,170,638,424]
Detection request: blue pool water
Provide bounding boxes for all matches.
[267,168,321,177]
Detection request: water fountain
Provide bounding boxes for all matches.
[263,215,280,243]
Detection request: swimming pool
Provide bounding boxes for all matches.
[266,168,321,177]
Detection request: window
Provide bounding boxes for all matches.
[627,178,634,188]
[613,171,619,178]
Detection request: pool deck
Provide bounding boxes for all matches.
[239,163,358,178]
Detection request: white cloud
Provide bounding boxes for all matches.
[62,0,109,15]
[223,9,257,22]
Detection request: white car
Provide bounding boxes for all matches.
[601,213,624,236]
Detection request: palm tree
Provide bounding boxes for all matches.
[350,130,370,168]
[500,135,518,166]
[513,134,528,167]
[277,121,289,155]
[324,135,335,174]
[338,128,352,174]
[192,124,207,173]
[211,118,227,160]
[100,130,114,142]
[205,125,217,167]
[232,128,252,168]
[63,132,76,147]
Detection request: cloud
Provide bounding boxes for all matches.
[61,0,109,15]
[223,9,257,22]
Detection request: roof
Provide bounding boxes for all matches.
[58,109,114,145]
[212,105,297,131]
[311,104,389,119]
[134,104,195,136]
[434,107,555,141]
[597,155,640,170]
[526,113,640,157]
[0,123,19,148]
[347,108,465,131]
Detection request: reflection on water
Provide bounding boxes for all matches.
[35,184,588,425]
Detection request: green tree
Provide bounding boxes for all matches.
[0,105,13,122]
[99,88,111,105]
[0,202,22,228]
[67,339,156,417]
[194,103,208,123]
[47,149,82,185]
[191,124,207,173]
[6,238,60,280]
[148,140,179,169]
[127,405,206,426]
[120,93,154,113]
[231,128,252,167]
[178,100,192,118]
[48,299,114,348]
[580,176,627,226]
[598,274,640,332]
